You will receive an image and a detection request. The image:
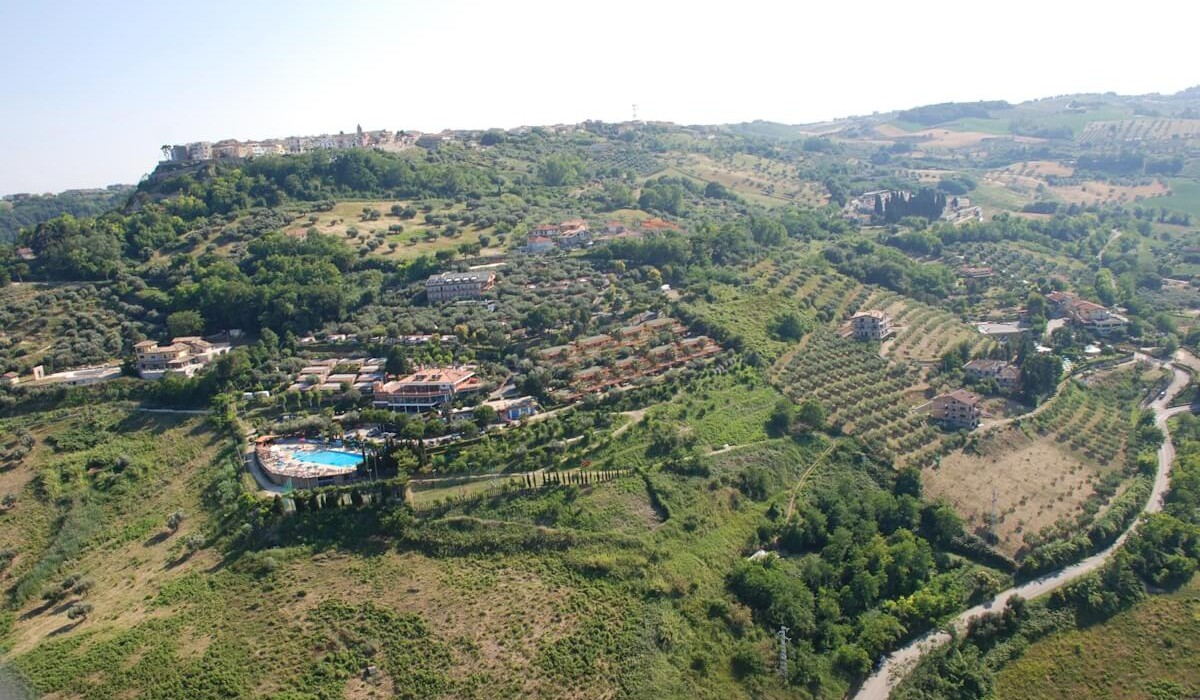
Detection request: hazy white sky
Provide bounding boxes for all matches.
[1,0,1196,193]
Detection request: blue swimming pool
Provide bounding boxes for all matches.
[291,449,362,469]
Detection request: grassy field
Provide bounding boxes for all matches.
[971,179,1035,213]
[0,381,870,700]
[1146,178,1200,218]
[1048,179,1169,207]
[992,573,1200,700]
[0,405,230,658]
[281,199,505,261]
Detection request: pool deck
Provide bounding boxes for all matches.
[255,439,364,484]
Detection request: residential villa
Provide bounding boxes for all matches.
[425,270,497,302]
[1047,291,1128,336]
[524,220,593,251]
[134,337,230,379]
[963,359,1021,391]
[1069,300,1128,336]
[372,366,483,412]
[850,310,893,341]
[931,389,983,429]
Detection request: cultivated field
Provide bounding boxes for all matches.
[772,329,945,468]
[926,426,1110,557]
[924,373,1144,558]
[0,282,140,373]
[983,162,1168,208]
[868,290,994,363]
[1079,118,1200,144]
[891,128,1041,150]
[664,153,828,208]
[679,255,866,361]
[1047,179,1169,207]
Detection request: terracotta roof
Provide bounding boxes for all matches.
[940,389,983,405]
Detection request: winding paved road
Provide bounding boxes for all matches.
[855,359,1192,700]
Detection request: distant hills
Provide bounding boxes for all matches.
[0,186,133,243]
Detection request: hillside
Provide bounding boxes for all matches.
[0,88,1197,700]
[0,187,132,244]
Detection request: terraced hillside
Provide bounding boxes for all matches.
[863,290,995,363]
[771,329,948,468]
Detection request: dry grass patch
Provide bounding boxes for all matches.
[924,426,1110,557]
[281,199,502,261]
[1047,179,1168,207]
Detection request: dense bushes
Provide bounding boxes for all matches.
[727,466,981,685]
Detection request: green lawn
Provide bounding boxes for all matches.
[941,117,1012,135]
[1146,178,1200,218]
[971,180,1032,212]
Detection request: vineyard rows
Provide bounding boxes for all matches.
[1078,118,1200,144]
[861,290,993,363]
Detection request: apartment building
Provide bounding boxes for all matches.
[425,271,497,302]
[371,367,483,412]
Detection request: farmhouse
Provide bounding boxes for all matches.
[1,371,17,387]
[1046,290,1077,313]
[425,270,497,302]
[134,337,230,379]
[524,235,554,253]
[931,389,982,429]
[1069,300,1128,336]
[963,359,1021,391]
[850,310,893,341]
[371,366,483,412]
